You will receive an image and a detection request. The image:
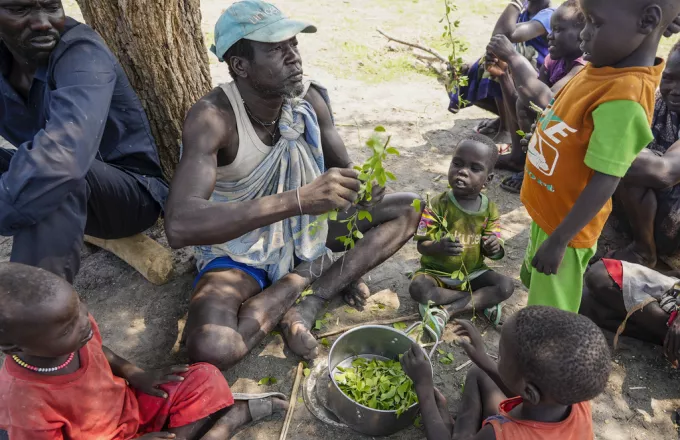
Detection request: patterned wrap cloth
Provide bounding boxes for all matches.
[194,83,333,282]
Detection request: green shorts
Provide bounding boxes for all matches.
[520,222,596,313]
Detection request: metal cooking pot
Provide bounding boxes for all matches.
[326,323,439,437]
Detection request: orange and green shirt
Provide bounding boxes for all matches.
[520,60,665,248]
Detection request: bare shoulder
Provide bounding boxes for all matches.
[304,84,333,124]
[183,87,237,155]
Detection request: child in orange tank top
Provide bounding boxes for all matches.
[400,306,611,440]
[516,0,680,313]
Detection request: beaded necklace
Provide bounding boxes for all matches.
[12,352,75,373]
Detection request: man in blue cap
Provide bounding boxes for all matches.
[166,0,422,368]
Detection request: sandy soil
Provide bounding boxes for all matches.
[3,1,680,439]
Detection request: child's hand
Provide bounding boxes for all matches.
[434,237,464,256]
[137,433,176,439]
[452,319,495,371]
[487,35,516,63]
[400,342,434,388]
[127,365,190,398]
[531,236,567,275]
[482,235,502,256]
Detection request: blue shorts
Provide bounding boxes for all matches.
[193,256,271,291]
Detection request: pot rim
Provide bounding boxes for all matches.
[327,324,432,414]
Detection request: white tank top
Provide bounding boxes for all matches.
[216,81,273,182]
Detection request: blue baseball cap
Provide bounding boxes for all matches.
[211,0,316,62]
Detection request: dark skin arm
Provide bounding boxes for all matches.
[401,343,454,440]
[305,86,352,169]
[305,85,386,206]
[492,3,548,43]
[532,172,620,275]
[164,91,361,248]
[487,35,552,109]
[102,346,189,399]
[452,320,516,398]
[623,141,680,189]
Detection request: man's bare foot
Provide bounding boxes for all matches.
[280,296,325,359]
[495,154,524,172]
[211,397,289,436]
[608,245,657,268]
[343,278,371,307]
[434,388,455,436]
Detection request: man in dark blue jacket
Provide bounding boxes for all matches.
[0,1,167,282]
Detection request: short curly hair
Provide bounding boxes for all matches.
[457,133,499,168]
[561,0,586,27]
[511,306,611,405]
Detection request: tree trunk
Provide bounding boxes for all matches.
[75,0,211,178]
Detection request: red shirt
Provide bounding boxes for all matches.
[0,317,140,439]
[483,397,594,440]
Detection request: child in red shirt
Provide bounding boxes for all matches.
[0,263,287,439]
[401,306,611,440]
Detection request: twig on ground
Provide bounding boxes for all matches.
[455,360,473,371]
[279,362,304,440]
[315,313,420,339]
[376,28,447,63]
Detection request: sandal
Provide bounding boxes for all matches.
[482,304,503,328]
[497,143,511,155]
[500,172,523,194]
[232,392,288,422]
[419,303,450,340]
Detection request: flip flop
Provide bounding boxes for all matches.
[500,172,523,194]
[419,303,450,340]
[482,304,503,328]
[232,392,287,422]
[497,143,511,155]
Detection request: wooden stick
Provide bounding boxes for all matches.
[455,360,473,372]
[84,233,174,285]
[376,28,447,63]
[279,362,304,440]
[315,313,421,339]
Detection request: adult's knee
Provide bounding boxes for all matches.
[186,325,247,369]
[395,193,423,229]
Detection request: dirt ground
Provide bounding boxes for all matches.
[4,0,680,439]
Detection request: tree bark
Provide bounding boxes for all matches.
[75,0,212,178]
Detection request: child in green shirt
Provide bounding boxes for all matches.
[410,134,515,335]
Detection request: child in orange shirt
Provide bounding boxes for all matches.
[0,263,287,440]
[517,0,680,313]
[401,306,611,440]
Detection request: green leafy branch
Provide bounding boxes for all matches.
[412,195,476,316]
[442,0,469,109]
[306,126,399,251]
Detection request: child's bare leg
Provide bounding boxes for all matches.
[410,274,472,306]
[611,185,658,267]
[410,271,514,316]
[453,366,506,440]
[169,398,288,440]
